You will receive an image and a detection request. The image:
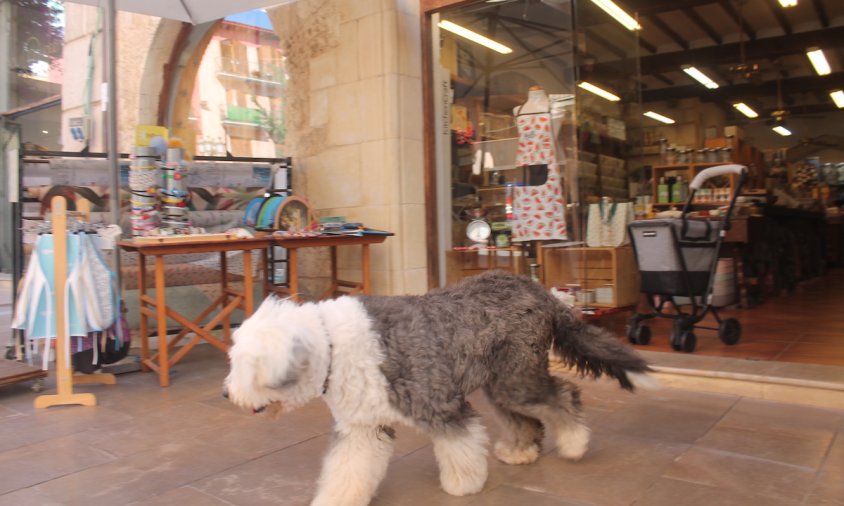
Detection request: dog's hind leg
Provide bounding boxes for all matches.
[527,376,590,461]
[488,374,590,461]
[311,425,395,506]
[483,391,543,465]
[431,417,489,496]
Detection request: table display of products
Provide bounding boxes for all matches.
[129,146,161,235]
[128,141,197,237]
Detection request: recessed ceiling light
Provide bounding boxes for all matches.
[590,0,641,31]
[806,48,831,76]
[772,125,792,136]
[683,66,719,89]
[644,111,675,124]
[778,0,797,7]
[578,82,621,101]
[732,103,759,118]
[42,130,49,134]
[830,90,844,109]
[437,20,513,54]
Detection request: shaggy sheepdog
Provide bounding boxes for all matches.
[224,270,652,506]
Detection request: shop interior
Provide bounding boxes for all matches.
[433,0,844,365]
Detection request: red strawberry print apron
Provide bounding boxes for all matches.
[512,109,568,242]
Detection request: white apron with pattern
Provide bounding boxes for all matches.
[512,111,568,241]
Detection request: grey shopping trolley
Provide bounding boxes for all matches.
[627,164,748,353]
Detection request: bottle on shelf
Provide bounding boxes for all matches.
[657,177,669,203]
[672,176,687,203]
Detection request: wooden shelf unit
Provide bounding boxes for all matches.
[542,246,639,308]
[652,162,740,207]
[446,247,526,286]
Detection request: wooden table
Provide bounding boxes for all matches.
[120,236,274,387]
[266,233,393,301]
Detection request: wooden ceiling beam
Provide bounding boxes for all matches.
[654,74,676,86]
[718,0,756,41]
[810,0,830,28]
[639,35,657,54]
[764,0,792,35]
[641,70,844,102]
[595,26,844,76]
[624,0,721,17]
[683,7,722,45]
[648,14,690,51]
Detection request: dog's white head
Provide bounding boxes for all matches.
[224,297,330,417]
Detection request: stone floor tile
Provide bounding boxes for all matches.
[128,486,233,505]
[191,436,329,506]
[32,438,255,506]
[632,477,801,506]
[0,435,114,495]
[695,424,833,469]
[0,486,66,506]
[592,389,738,444]
[804,466,844,506]
[498,433,690,506]
[660,446,815,502]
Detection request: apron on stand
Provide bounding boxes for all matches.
[511,109,568,242]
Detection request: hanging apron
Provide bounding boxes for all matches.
[511,109,568,242]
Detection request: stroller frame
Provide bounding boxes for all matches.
[627,164,748,353]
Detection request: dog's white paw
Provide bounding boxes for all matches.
[556,424,590,461]
[439,465,488,497]
[494,441,540,465]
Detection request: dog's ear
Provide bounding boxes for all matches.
[268,332,311,389]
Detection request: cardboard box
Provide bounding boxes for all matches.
[724,125,743,140]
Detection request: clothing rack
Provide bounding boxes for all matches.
[33,196,116,409]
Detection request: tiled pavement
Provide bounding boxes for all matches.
[0,344,841,506]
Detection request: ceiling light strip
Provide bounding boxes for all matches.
[733,102,759,118]
[683,66,719,89]
[578,82,621,101]
[778,0,797,7]
[590,0,641,31]
[831,90,844,109]
[644,111,675,124]
[806,48,831,76]
[772,125,792,136]
[437,20,513,54]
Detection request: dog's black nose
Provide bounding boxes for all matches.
[222,388,229,399]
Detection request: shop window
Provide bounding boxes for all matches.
[188,9,286,158]
[427,0,644,294]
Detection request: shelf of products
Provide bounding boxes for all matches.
[651,162,739,207]
[542,246,639,308]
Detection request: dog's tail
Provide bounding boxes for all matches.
[551,309,655,391]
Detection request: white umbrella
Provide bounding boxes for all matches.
[68,0,296,25]
[62,0,295,284]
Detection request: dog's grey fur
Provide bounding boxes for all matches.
[226,270,652,504]
[360,270,650,434]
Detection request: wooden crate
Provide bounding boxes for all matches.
[446,247,527,286]
[542,246,640,308]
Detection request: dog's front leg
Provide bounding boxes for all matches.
[310,425,395,506]
[431,417,489,496]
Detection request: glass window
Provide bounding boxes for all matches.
[430,0,578,285]
[429,0,644,310]
[1,0,64,151]
[188,9,286,158]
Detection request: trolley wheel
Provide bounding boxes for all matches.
[669,321,685,351]
[718,318,742,346]
[678,330,697,353]
[627,324,652,345]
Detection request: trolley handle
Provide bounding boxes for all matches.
[689,164,747,190]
